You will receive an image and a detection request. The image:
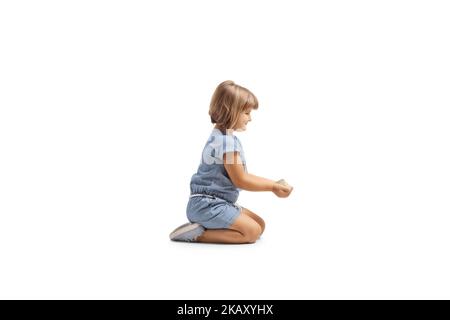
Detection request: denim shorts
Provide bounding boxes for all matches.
[186,194,242,229]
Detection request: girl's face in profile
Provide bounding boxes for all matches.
[234,108,253,132]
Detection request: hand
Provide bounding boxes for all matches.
[272,179,293,198]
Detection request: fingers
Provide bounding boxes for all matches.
[274,179,294,197]
[276,179,293,191]
[278,183,293,193]
[282,185,293,197]
[277,186,293,198]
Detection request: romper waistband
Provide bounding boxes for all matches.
[190,193,242,213]
[189,193,228,202]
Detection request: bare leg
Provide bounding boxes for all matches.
[196,213,261,244]
[196,229,247,244]
[241,207,265,235]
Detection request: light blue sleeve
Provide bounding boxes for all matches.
[212,134,243,165]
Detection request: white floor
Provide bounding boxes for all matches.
[2,185,449,299]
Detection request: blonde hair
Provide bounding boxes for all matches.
[209,80,259,132]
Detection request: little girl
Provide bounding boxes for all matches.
[169,80,293,244]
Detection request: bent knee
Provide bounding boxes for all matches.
[259,218,266,234]
[241,207,265,235]
[243,224,261,243]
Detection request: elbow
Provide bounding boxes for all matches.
[233,175,247,189]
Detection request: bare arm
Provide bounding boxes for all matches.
[223,152,275,191]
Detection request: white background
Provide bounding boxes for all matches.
[1,1,449,299]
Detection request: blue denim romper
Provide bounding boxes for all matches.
[186,128,247,229]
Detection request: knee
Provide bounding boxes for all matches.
[244,224,262,243]
[259,218,266,234]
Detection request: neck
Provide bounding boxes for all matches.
[214,125,233,135]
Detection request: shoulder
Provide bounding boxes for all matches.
[208,132,235,146]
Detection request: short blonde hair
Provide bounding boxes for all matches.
[209,80,259,132]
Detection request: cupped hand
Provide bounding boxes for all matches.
[272,180,293,198]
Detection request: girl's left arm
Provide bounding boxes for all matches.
[224,151,275,192]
